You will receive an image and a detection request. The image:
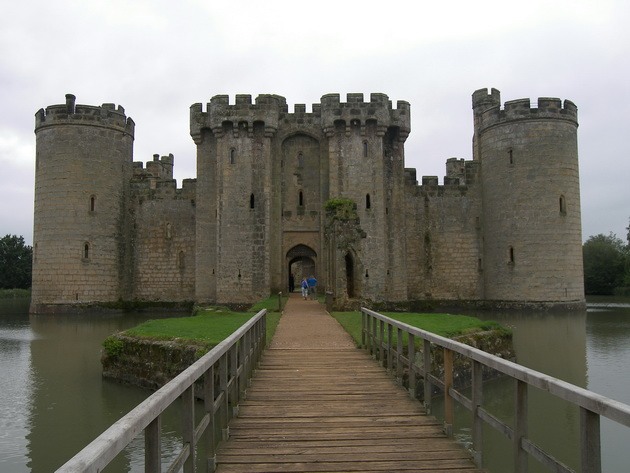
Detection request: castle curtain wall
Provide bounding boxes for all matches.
[130,180,196,302]
[404,168,483,303]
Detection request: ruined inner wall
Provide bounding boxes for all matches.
[474,90,584,303]
[32,96,134,312]
[130,159,196,302]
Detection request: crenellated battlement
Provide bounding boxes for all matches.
[319,93,410,135]
[133,153,175,181]
[35,94,135,136]
[190,92,411,142]
[190,94,288,141]
[404,157,480,196]
[472,88,577,131]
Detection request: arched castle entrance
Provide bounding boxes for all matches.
[286,244,317,293]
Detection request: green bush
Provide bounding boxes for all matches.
[103,336,125,358]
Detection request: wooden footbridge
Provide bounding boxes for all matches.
[58,295,630,473]
[214,296,481,472]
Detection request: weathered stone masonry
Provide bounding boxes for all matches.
[30,88,585,313]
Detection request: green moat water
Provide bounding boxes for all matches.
[0,297,629,472]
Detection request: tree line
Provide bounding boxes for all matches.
[582,220,630,295]
[0,234,32,289]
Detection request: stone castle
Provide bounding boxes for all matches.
[30,88,585,313]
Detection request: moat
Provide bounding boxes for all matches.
[0,297,629,472]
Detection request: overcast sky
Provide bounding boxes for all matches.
[1,0,628,246]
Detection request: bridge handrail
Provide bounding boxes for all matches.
[361,307,630,473]
[57,309,267,473]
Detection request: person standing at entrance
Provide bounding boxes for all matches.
[301,277,309,300]
[307,275,317,300]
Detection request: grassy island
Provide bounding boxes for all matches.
[332,311,508,347]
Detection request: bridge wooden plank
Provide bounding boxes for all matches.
[214,297,483,473]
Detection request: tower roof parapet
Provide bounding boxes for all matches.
[190,92,411,142]
[320,93,410,134]
[472,88,578,131]
[35,94,135,136]
[190,94,288,141]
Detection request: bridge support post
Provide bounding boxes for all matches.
[145,416,161,473]
[472,360,483,467]
[182,385,195,473]
[396,328,403,384]
[204,366,217,472]
[514,379,528,473]
[387,323,393,372]
[408,333,416,398]
[423,339,432,413]
[580,407,601,473]
[444,348,454,437]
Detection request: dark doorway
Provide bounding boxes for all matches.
[286,244,317,293]
[345,252,355,298]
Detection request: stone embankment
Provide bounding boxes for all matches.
[102,305,514,394]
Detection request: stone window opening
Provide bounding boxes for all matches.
[230,148,236,164]
[89,195,96,212]
[83,242,90,260]
[509,246,515,265]
[299,191,304,207]
[508,148,513,165]
[559,195,567,215]
[297,152,304,168]
[363,141,368,158]
[365,193,371,210]
[250,193,255,209]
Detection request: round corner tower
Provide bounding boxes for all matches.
[472,88,584,307]
[31,94,135,313]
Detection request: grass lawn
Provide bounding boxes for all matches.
[121,305,281,352]
[331,311,506,347]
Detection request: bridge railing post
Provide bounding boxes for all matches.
[182,385,195,473]
[144,416,161,473]
[423,339,432,413]
[378,319,385,365]
[372,316,378,359]
[387,323,393,372]
[514,379,528,473]
[238,335,246,402]
[580,407,602,473]
[220,353,229,441]
[471,360,483,467]
[408,333,416,398]
[396,328,403,384]
[204,365,217,472]
[443,347,454,437]
[366,313,372,355]
[361,310,366,348]
[229,344,239,417]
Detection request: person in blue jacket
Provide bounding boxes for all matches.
[307,275,317,300]
[301,277,309,300]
